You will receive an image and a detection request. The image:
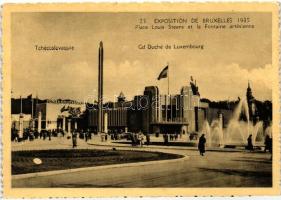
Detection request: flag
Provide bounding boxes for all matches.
[60,105,69,113]
[157,65,168,80]
[60,105,66,113]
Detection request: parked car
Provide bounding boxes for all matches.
[189,132,198,140]
[119,132,132,140]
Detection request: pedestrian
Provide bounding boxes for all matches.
[146,134,150,146]
[14,131,19,142]
[43,131,46,140]
[269,137,272,154]
[198,134,206,156]
[88,129,92,140]
[264,135,271,152]
[134,133,138,145]
[52,129,55,137]
[139,133,144,147]
[34,130,38,139]
[269,138,272,160]
[164,134,169,145]
[247,134,254,151]
[72,131,77,148]
[84,130,88,142]
[130,133,134,146]
[29,131,34,141]
[137,133,141,146]
[48,130,51,141]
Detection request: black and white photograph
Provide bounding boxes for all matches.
[2,3,280,197]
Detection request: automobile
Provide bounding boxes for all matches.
[189,132,198,140]
[118,132,132,140]
[126,132,134,140]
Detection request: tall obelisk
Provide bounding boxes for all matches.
[98,41,103,133]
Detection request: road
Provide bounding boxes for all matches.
[12,144,272,188]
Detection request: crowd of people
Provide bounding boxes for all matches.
[11,128,63,142]
[162,133,181,145]
[128,132,146,146]
[12,127,273,157]
[197,133,273,156]
[11,128,93,143]
[246,134,272,153]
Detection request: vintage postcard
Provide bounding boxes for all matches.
[2,3,280,198]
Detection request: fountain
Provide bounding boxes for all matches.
[201,120,211,147]
[199,98,270,148]
[251,121,264,146]
[200,119,224,147]
[265,125,272,138]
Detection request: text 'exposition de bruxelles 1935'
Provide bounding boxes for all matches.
[135,17,255,30]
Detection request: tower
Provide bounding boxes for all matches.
[246,81,255,122]
[246,81,254,102]
[98,41,104,133]
[117,91,126,103]
[142,86,160,133]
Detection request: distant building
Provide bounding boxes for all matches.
[11,82,270,136]
[88,81,214,134]
[88,92,129,133]
[139,84,209,134]
[35,99,86,131]
[11,113,31,131]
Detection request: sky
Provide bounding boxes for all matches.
[11,12,272,102]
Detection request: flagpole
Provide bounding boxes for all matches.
[168,62,173,122]
[31,97,34,119]
[168,62,171,122]
[20,95,22,114]
[167,62,170,95]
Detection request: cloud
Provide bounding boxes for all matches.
[103,61,273,102]
[103,59,157,101]
[12,61,96,101]
[12,60,272,102]
[176,63,272,101]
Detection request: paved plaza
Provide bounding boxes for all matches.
[12,136,272,188]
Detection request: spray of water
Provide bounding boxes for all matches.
[200,120,224,147]
[265,125,272,138]
[201,120,211,147]
[201,98,268,147]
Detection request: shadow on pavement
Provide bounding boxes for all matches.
[112,141,197,147]
[198,167,272,178]
[232,159,272,164]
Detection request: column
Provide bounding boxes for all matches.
[74,120,77,130]
[62,116,66,131]
[19,114,24,139]
[218,113,223,146]
[170,95,173,122]
[104,112,108,134]
[67,119,71,136]
[46,119,49,130]
[31,118,35,131]
[165,95,168,122]
[98,41,104,134]
[38,111,42,133]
